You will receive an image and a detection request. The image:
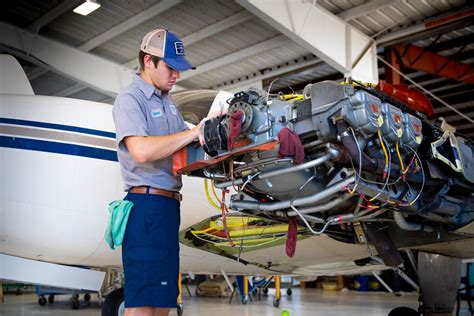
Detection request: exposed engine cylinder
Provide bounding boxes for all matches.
[180,80,474,236]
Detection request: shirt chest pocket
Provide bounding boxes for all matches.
[149,115,169,136]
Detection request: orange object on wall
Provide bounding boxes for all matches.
[378,81,434,116]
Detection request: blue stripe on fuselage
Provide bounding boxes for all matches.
[0,118,116,138]
[0,136,118,162]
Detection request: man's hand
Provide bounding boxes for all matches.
[124,127,201,163]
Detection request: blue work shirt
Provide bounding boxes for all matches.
[113,74,188,191]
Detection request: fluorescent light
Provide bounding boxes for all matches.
[73,0,101,16]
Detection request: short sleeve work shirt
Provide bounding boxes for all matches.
[113,74,188,191]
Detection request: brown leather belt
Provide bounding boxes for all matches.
[130,186,182,201]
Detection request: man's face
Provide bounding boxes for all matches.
[144,55,180,92]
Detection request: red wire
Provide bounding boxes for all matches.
[221,190,234,247]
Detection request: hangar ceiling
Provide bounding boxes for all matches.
[0,0,473,137]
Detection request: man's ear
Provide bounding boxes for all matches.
[143,54,153,69]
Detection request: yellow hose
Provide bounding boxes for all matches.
[204,179,221,210]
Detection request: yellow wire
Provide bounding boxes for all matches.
[204,179,221,210]
[190,230,287,248]
[210,180,220,203]
[414,157,420,168]
[378,130,389,169]
[395,142,405,176]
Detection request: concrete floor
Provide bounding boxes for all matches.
[0,286,417,316]
[0,287,469,316]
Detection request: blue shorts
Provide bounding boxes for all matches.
[122,192,180,308]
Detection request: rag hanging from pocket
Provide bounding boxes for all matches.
[104,200,134,250]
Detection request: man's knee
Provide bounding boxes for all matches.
[124,306,155,316]
[154,308,170,316]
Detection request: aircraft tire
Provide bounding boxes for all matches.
[101,288,124,316]
[84,293,91,302]
[38,296,47,306]
[287,288,292,296]
[388,306,419,316]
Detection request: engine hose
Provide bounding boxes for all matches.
[393,211,433,233]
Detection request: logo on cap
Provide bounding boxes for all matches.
[174,41,185,55]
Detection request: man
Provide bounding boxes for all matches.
[112,29,199,316]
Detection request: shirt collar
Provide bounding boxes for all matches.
[133,74,167,99]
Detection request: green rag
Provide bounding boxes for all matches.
[104,200,133,250]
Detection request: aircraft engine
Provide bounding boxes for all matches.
[175,81,474,251]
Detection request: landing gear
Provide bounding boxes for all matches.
[101,288,124,316]
[71,296,80,310]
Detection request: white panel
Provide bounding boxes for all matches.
[0,254,105,291]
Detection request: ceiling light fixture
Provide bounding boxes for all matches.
[73,0,101,16]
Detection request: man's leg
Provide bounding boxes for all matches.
[154,308,171,316]
[124,307,170,316]
[124,307,155,316]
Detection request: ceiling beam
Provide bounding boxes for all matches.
[394,44,474,84]
[123,11,253,70]
[213,56,322,91]
[53,83,86,97]
[182,11,252,46]
[433,100,473,115]
[337,0,399,21]
[79,0,182,51]
[376,7,474,46]
[0,22,134,97]
[237,0,378,83]
[28,0,83,33]
[178,35,288,82]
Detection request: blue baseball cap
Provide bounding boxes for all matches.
[140,29,195,71]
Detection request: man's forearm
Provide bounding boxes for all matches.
[125,127,198,163]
